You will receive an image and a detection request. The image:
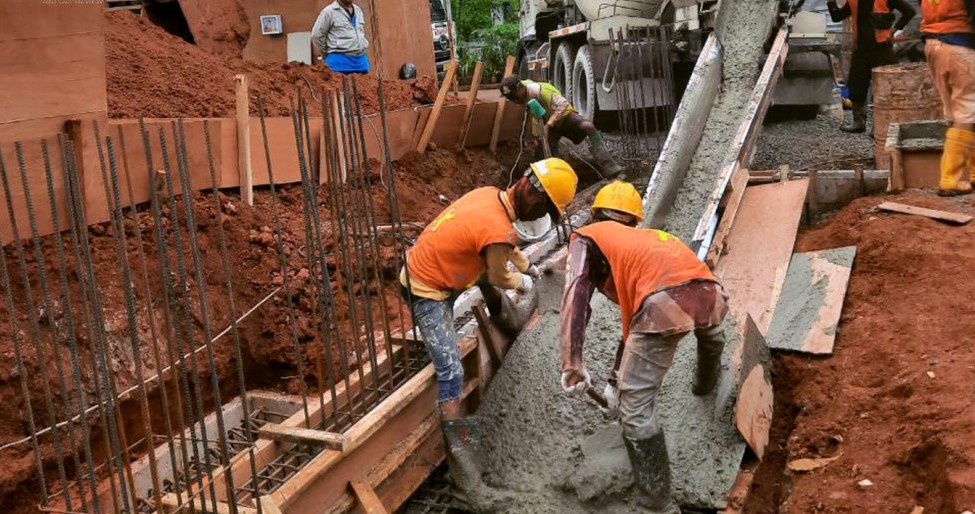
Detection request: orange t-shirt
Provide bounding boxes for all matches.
[573,221,717,339]
[406,187,517,293]
[921,0,974,34]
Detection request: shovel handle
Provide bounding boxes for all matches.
[586,387,609,409]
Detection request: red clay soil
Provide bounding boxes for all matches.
[105,11,439,119]
[0,146,520,513]
[745,191,975,513]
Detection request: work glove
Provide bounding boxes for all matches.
[560,368,592,397]
[599,382,621,420]
[525,264,541,279]
[516,274,534,295]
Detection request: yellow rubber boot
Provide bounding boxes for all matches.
[938,128,975,196]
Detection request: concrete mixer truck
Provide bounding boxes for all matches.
[517,0,836,119]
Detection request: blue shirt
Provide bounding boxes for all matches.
[325,52,370,73]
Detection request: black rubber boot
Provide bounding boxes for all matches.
[840,102,867,133]
[692,341,723,396]
[624,432,681,513]
[590,133,623,177]
[442,418,515,513]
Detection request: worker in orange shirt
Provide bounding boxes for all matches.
[921,0,975,195]
[827,0,916,133]
[558,181,729,513]
[401,158,578,512]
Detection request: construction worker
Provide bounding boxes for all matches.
[499,75,624,177]
[921,0,975,195]
[401,158,578,512]
[558,181,728,513]
[311,0,370,74]
[827,0,916,133]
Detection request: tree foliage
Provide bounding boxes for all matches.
[450,0,519,41]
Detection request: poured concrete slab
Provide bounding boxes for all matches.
[767,246,856,354]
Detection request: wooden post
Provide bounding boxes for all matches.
[235,74,254,206]
[457,61,484,150]
[64,119,88,207]
[350,482,389,514]
[807,168,819,221]
[416,60,458,153]
[332,90,348,183]
[853,164,863,198]
[489,56,517,153]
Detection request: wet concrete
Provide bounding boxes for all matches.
[665,0,779,242]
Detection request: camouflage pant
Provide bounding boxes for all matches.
[617,326,725,440]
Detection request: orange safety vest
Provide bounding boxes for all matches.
[921,0,974,34]
[850,0,895,45]
[573,222,717,339]
[406,187,517,293]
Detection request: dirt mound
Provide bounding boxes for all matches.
[746,191,975,512]
[105,11,438,119]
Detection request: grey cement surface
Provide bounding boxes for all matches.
[474,272,750,510]
[766,246,856,352]
[664,0,778,242]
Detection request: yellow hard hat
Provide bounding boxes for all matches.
[529,158,578,216]
[591,181,643,222]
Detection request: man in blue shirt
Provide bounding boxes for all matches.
[312,0,370,74]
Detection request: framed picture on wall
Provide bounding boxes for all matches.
[260,15,283,35]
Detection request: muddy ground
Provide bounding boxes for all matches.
[745,190,975,513]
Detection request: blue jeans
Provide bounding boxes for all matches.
[410,294,463,403]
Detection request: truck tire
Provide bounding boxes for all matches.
[572,44,597,119]
[553,42,577,100]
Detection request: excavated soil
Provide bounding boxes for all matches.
[105,11,438,119]
[0,147,524,513]
[745,191,975,513]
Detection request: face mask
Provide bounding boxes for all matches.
[513,214,554,243]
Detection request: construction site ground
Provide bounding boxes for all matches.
[4,6,974,513]
[745,190,975,513]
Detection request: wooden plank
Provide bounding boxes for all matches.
[159,493,258,514]
[734,316,773,460]
[258,497,284,514]
[715,180,808,335]
[350,481,389,514]
[472,300,504,367]
[766,246,856,355]
[275,336,478,512]
[258,423,347,451]
[416,60,458,153]
[235,74,254,206]
[457,61,484,150]
[877,201,973,225]
[489,56,517,153]
[705,167,750,267]
[807,168,819,217]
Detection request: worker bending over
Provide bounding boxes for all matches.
[499,75,623,177]
[401,158,578,512]
[921,0,975,195]
[558,181,728,513]
[828,0,915,133]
